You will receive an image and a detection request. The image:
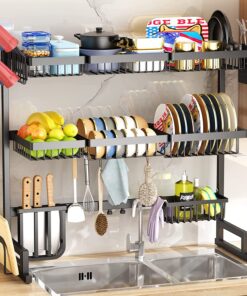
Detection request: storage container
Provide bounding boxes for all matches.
[22,42,51,57]
[131,37,164,50]
[22,31,51,43]
[128,49,165,72]
[50,36,80,75]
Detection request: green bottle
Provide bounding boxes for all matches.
[175,171,194,220]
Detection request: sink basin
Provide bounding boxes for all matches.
[32,260,170,295]
[151,253,247,283]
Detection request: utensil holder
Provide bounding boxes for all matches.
[15,205,67,260]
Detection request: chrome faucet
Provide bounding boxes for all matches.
[127,200,145,262]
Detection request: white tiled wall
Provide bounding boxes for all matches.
[0,0,244,255]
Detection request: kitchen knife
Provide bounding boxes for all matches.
[22,177,31,209]
[33,175,42,208]
[46,174,55,207]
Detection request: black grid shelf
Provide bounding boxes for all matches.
[4,49,247,80]
[86,128,247,160]
[10,131,86,160]
[162,194,228,224]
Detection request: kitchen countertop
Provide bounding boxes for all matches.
[2,245,247,296]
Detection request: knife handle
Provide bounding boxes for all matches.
[22,177,31,209]
[33,175,42,208]
[46,174,55,207]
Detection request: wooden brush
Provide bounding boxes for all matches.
[95,167,108,236]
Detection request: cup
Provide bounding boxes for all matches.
[175,42,195,71]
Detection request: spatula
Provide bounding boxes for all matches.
[67,158,85,223]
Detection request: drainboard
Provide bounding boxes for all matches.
[32,259,171,295]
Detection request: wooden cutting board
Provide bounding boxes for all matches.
[0,215,19,276]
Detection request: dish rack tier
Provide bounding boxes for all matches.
[10,129,247,161]
[3,49,247,81]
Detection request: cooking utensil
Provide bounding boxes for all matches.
[82,156,95,212]
[68,159,85,223]
[95,167,108,236]
[74,27,121,50]
[46,174,55,207]
[22,177,31,209]
[33,175,42,208]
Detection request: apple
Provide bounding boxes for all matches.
[25,137,45,159]
[61,136,79,156]
[31,125,47,140]
[63,123,78,137]
[48,128,64,140]
[17,124,30,139]
[45,138,61,158]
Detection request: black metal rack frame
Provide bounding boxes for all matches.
[2,48,247,283]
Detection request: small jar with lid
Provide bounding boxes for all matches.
[22,42,51,57]
[175,42,195,71]
[202,40,221,70]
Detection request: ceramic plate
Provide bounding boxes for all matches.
[200,94,218,153]
[167,104,181,156]
[173,104,187,156]
[193,94,210,154]
[180,103,194,155]
[132,115,148,129]
[122,129,136,157]
[101,130,116,159]
[112,116,126,130]
[142,128,157,157]
[207,94,224,152]
[112,129,125,158]
[88,130,105,159]
[154,104,175,155]
[213,93,231,152]
[132,128,146,157]
[182,94,204,154]
[219,93,237,151]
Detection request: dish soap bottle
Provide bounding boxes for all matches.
[194,178,203,216]
[175,171,194,220]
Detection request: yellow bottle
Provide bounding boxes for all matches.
[175,171,194,220]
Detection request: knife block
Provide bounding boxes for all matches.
[15,205,67,260]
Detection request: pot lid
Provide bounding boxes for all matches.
[81,27,119,38]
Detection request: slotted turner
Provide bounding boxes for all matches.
[67,158,85,223]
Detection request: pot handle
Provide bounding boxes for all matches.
[74,33,81,40]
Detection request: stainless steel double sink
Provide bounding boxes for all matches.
[32,250,247,295]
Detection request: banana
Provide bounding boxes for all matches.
[45,111,64,126]
[26,112,56,132]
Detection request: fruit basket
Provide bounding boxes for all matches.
[12,111,85,160]
[10,131,85,160]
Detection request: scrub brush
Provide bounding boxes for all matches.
[139,160,158,207]
[95,167,108,236]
